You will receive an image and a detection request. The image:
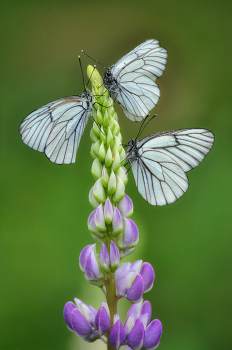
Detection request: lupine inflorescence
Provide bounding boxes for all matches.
[63,66,162,349]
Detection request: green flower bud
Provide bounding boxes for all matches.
[87,65,103,88]
[112,149,121,173]
[109,116,116,133]
[93,178,106,203]
[120,148,127,166]
[105,146,113,168]
[90,143,97,159]
[99,142,106,162]
[117,166,128,185]
[93,140,100,157]
[106,127,113,148]
[108,170,116,195]
[113,176,125,203]
[102,166,109,188]
[112,120,120,136]
[93,120,101,137]
[103,110,110,127]
[100,126,106,143]
[112,135,122,154]
[90,128,98,143]
[97,108,103,125]
[91,158,103,180]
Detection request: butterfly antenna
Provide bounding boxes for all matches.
[81,50,106,69]
[86,65,96,88]
[78,55,85,91]
[137,114,157,139]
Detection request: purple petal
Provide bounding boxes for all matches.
[85,250,102,280]
[118,218,139,248]
[127,319,145,349]
[127,274,144,303]
[140,263,155,293]
[118,194,133,217]
[63,302,76,331]
[141,301,152,325]
[79,244,96,272]
[88,210,104,238]
[71,309,93,337]
[115,262,132,285]
[95,306,111,335]
[110,319,126,350]
[143,319,162,349]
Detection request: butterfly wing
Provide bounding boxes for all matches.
[110,39,167,122]
[19,95,92,164]
[129,129,214,205]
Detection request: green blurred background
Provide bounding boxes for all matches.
[1,1,232,349]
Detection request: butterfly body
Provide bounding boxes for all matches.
[126,129,214,206]
[103,39,167,122]
[19,91,93,164]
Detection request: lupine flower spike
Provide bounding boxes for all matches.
[63,65,162,349]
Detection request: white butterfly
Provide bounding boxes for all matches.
[126,128,214,205]
[103,39,167,122]
[19,91,93,164]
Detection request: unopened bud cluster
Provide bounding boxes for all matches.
[63,66,162,349]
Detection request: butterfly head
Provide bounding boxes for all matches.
[103,68,117,92]
[126,138,139,163]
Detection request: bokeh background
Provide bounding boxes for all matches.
[1,1,232,349]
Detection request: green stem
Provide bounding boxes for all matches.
[105,237,117,350]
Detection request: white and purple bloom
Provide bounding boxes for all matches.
[116,261,155,302]
[124,300,162,350]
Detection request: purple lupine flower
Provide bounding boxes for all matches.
[117,271,144,303]
[118,194,133,217]
[79,244,96,272]
[110,318,126,350]
[63,300,99,339]
[112,207,123,236]
[110,241,120,272]
[95,305,111,335]
[124,300,162,349]
[87,210,104,238]
[117,218,139,249]
[100,243,110,273]
[115,262,132,285]
[127,318,145,350]
[84,250,103,286]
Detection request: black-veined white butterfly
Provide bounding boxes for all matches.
[126,128,214,205]
[103,39,167,122]
[19,91,93,164]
